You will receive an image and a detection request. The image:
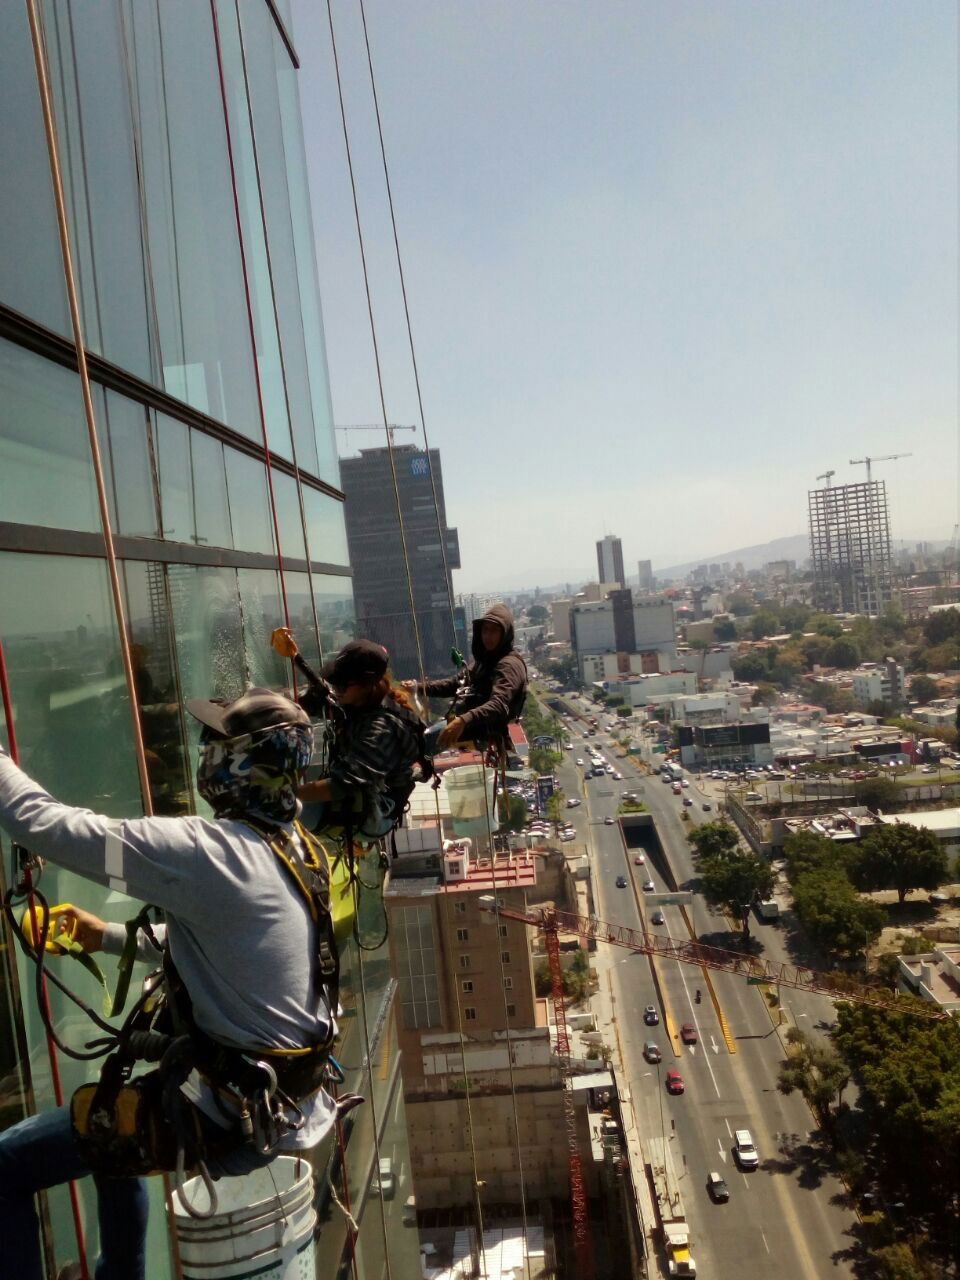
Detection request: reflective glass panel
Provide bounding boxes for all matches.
[43,0,154,379]
[276,52,339,485]
[239,2,320,476]
[190,431,233,551]
[213,0,293,459]
[155,413,194,543]
[313,575,356,662]
[225,449,276,555]
[97,389,159,539]
[284,571,320,669]
[166,565,244,813]
[0,338,99,532]
[0,551,176,1276]
[236,567,286,689]
[271,469,308,562]
[124,0,260,438]
[303,486,350,567]
[0,5,70,334]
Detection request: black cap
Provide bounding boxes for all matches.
[321,639,389,689]
[186,687,310,738]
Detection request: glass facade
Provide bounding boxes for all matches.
[0,4,415,1277]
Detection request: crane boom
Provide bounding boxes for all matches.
[479,901,947,1020]
[849,452,913,485]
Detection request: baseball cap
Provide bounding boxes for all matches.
[321,639,389,689]
[186,687,310,738]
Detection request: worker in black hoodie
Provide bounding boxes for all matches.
[406,603,527,751]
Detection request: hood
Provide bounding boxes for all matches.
[471,603,515,664]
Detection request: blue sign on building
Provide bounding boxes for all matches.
[409,453,429,478]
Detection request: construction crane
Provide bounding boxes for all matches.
[335,423,417,448]
[816,469,836,487]
[848,452,913,485]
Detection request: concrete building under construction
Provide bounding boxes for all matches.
[809,479,893,615]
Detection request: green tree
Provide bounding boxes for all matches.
[698,851,775,934]
[499,793,528,831]
[781,604,812,633]
[870,1244,941,1280]
[851,823,949,904]
[853,776,899,811]
[546,790,567,827]
[751,610,780,640]
[791,868,886,957]
[811,613,843,637]
[727,594,754,617]
[752,682,779,706]
[528,604,549,625]
[782,830,842,879]
[688,821,740,861]
[909,674,939,705]
[732,652,768,682]
[827,637,860,668]
[777,1026,850,1134]
[801,634,833,668]
[808,681,854,714]
[713,618,737,641]
[923,607,960,646]
[529,746,561,775]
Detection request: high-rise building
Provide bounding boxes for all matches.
[636,559,655,592]
[596,534,625,587]
[340,445,462,679]
[570,590,677,678]
[809,480,893,615]
[0,6,417,1275]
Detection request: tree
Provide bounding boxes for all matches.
[751,610,780,641]
[499,793,528,831]
[732,652,768,682]
[698,851,775,934]
[808,681,854,714]
[688,821,740,862]
[851,823,949,904]
[713,619,737,641]
[752,683,779,706]
[777,1027,850,1134]
[909,675,939,705]
[853,776,899,811]
[782,830,842,878]
[546,790,566,826]
[792,867,887,957]
[727,594,754,617]
[528,604,549,625]
[811,613,843,638]
[923,607,960,646]
[827,637,860,669]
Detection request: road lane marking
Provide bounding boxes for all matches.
[761,1231,770,1253]
[675,962,720,1097]
[724,1118,732,1137]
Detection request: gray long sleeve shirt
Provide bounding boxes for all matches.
[0,747,336,1147]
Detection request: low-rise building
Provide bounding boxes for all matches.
[597,670,698,707]
[898,945,960,1015]
[852,660,906,710]
[879,810,960,859]
[677,721,773,768]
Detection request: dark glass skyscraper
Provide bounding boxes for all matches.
[340,445,462,680]
[0,4,418,1275]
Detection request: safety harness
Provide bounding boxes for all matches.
[6,820,350,1217]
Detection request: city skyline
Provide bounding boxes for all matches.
[293,0,958,592]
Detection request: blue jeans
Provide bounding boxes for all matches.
[0,1102,274,1280]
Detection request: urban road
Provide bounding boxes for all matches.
[551,699,856,1279]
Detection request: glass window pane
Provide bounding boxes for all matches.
[277,51,339,485]
[213,0,293,460]
[271,469,307,562]
[97,389,159,538]
[190,431,232,551]
[225,449,275,555]
[313,575,356,661]
[236,567,286,689]
[0,5,70,334]
[0,338,99,532]
[119,561,191,814]
[284,571,320,669]
[303,486,349,566]
[124,0,261,438]
[155,413,194,543]
[239,3,320,475]
[43,1,154,379]
[0,551,177,1276]
[166,564,244,813]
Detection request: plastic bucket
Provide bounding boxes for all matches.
[173,1157,317,1280]
[444,763,495,820]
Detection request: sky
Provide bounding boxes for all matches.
[291,0,958,593]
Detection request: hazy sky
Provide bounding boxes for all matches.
[291,0,958,592]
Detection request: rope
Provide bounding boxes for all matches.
[207,0,296,677]
[356,0,460,648]
[324,0,428,696]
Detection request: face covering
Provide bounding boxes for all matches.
[197,721,314,823]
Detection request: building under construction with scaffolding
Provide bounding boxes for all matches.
[808,479,894,615]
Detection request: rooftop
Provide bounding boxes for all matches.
[880,809,960,836]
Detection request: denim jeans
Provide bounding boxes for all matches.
[0,1101,275,1280]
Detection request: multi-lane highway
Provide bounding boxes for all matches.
[550,701,856,1278]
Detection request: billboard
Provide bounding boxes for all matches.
[536,774,556,809]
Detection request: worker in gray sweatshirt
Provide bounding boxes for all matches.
[0,687,345,1280]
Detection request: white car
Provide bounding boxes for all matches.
[603,816,615,825]
[576,758,584,766]
[734,1130,759,1170]
[612,771,623,780]
[642,879,655,892]
[680,779,690,788]
[566,797,581,808]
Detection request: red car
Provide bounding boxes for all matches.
[680,1023,698,1045]
[666,1069,685,1095]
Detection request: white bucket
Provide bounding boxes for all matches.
[444,763,495,820]
[172,1157,317,1280]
